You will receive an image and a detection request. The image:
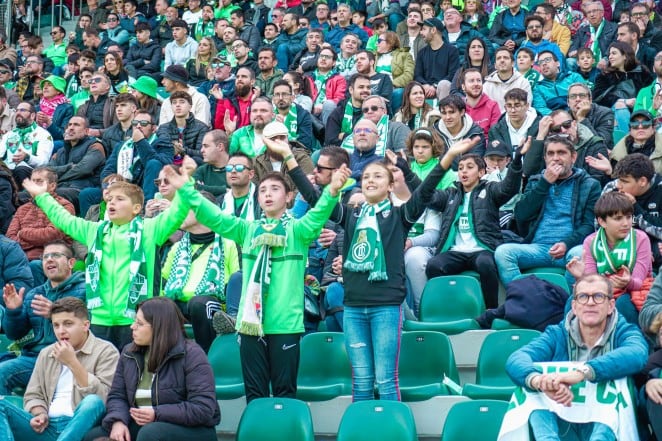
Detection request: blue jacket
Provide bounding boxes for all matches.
[0,235,33,299]
[276,28,308,60]
[506,311,648,387]
[101,134,173,185]
[325,24,369,51]
[45,102,74,141]
[2,271,85,356]
[532,71,587,116]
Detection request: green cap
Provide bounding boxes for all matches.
[130,76,158,99]
[40,75,66,94]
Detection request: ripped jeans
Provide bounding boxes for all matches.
[344,305,402,401]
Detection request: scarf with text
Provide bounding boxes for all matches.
[344,198,390,281]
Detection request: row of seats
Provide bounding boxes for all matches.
[209,329,540,403]
[236,397,508,441]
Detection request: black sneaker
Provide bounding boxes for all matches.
[213,310,236,335]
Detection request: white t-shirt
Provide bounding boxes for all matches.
[49,366,74,418]
[451,192,482,253]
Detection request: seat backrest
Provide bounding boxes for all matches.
[419,276,485,322]
[476,329,541,387]
[207,334,243,387]
[519,272,570,294]
[441,400,508,441]
[236,398,315,441]
[297,332,352,392]
[337,400,417,441]
[399,331,460,387]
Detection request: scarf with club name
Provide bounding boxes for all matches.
[117,133,157,181]
[344,198,390,281]
[313,69,334,106]
[5,122,39,156]
[281,103,298,140]
[240,213,292,336]
[341,114,389,155]
[590,227,636,275]
[86,217,148,318]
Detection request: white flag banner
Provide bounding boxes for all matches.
[498,362,639,441]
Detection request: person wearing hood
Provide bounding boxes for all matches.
[532,49,587,116]
[164,19,199,69]
[229,38,258,75]
[505,274,648,441]
[462,69,501,140]
[483,47,532,113]
[124,22,163,79]
[433,94,485,169]
[488,87,542,160]
[524,110,609,184]
[0,240,86,395]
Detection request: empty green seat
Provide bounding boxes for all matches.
[337,400,417,441]
[404,276,485,334]
[296,332,351,401]
[236,398,314,441]
[207,334,244,399]
[440,400,508,441]
[462,329,541,401]
[399,331,460,401]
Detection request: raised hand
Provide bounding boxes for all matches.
[263,136,292,157]
[329,164,352,196]
[162,164,189,190]
[519,136,532,156]
[22,177,48,198]
[3,284,25,310]
[585,153,612,174]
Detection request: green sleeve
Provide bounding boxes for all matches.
[180,182,250,244]
[229,131,240,154]
[293,186,339,244]
[34,193,97,244]
[223,239,240,281]
[147,184,192,245]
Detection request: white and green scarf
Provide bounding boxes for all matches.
[341,114,389,154]
[344,199,389,281]
[281,103,298,140]
[221,182,256,221]
[86,218,148,318]
[240,214,291,336]
[5,122,39,156]
[313,70,334,106]
[117,133,157,181]
[340,101,355,137]
[164,232,226,301]
[591,227,636,275]
[588,19,605,61]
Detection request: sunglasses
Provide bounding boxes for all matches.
[315,164,335,171]
[154,178,170,186]
[630,120,653,129]
[362,105,383,113]
[89,77,104,84]
[211,63,226,68]
[131,119,151,127]
[0,70,11,75]
[549,120,573,134]
[225,164,251,172]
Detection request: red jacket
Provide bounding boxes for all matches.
[213,92,255,131]
[307,72,347,106]
[466,94,502,140]
[6,194,75,260]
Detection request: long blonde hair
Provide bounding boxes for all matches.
[195,37,217,75]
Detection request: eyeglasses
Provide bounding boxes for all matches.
[315,164,335,171]
[43,252,70,260]
[505,102,525,111]
[354,127,375,134]
[225,164,251,172]
[132,119,151,127]
[574,292,611,304]
[231,44,245,50]
[549,119,573,133]
[362,105,383,113]
[273,92,291,98]
[568,92,590,100]
[89,77,104,84]
[538,56,554,65]
[319,54,334,60]
[154,178,170,186]
[526,24,542,29]
[330,16,338,20]
[49,31,60,35]
[630,120,653,129]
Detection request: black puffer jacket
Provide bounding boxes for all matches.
[0,168,16,234]
[156,113,209,164]
[50,136,106,189]
[102,339,220,431]
[125,40,163,76]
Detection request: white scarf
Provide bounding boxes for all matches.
[221,182,257,221]
[436,114,475,144]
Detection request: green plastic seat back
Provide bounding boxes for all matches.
[207,334,244,399]
[399,331,460,390]
[236,398,315,441]
[521,272,570,294]
[419,276,485,322]
[297,332,352,400]
[337,400,417,441]
[476,330,541,387]
[441,400,509,441]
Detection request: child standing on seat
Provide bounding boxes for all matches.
[339,139,476,401]
[22,179,191,350]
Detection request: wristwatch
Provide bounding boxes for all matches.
[576,364,591,381]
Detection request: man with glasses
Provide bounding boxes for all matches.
[272,80,313,149]
[16,56,46,103]
[310,1,331,32]
[353,95,409,155]
[504,274,647,441]
[568,1,617,61]
[230,39,258,75]
[525,109,609,183]
[568,82,614,150]
[198,56,235,124]
[532,50,586,115]
[76,73,117,139]
[43,26,67,68]
[519,15,565,70]
[192,129,229,198]
[164,19,199,69]
[0,241,87,396]
[221,153,258,220]
[325,4,368,51]
[307,47,347,124]
[495,135,601,287]
[489,88,541,159]
[609,110,662,174]
[255,48,284,98]
[630,2,662,51]
[100,13,130,53]
[270,7,286,29]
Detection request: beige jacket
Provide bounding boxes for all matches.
[23,332,119,413]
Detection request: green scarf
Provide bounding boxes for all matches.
[116,133,157,181]
[281,103,298,140]
[240,214,291,336]
[344,199,389,281]
[194,19,215,41]
[164,232,226,301]
[341,114,389,154]
[591,227,636,275]
[340,101,355,136]
[86,218,148,318]
[313,70,334,106]
[589,19,605,61]
[6,122,39,155]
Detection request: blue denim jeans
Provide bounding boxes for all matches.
[529,409,616,441]
[0,394,106,441]
[0,353,37,396]
[344,305,402,401]
[323,282,345,332]
[494,243,582,288]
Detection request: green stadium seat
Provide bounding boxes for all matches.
[522,267,566,276]
[207,334,244,399]
[462,329,541,401]
[337,400,417,441]
[236,398,314,441]
[519,272,570,294]
[399,331,460,401]
[440,400,508,441]
[297,332,352,401]
[404,276,485,334]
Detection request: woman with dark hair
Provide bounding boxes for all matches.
[283,70,313,112]
[393,81,441,129]
[450,37,493,96]
[83,297,220,441]
[593,41,653,143]
[104,51,134,95]
[0,161,18,234]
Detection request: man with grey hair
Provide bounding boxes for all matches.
[568,1,617,60]
[347,118,383,181]
[567,82,615,150]
[345,95,410,154]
